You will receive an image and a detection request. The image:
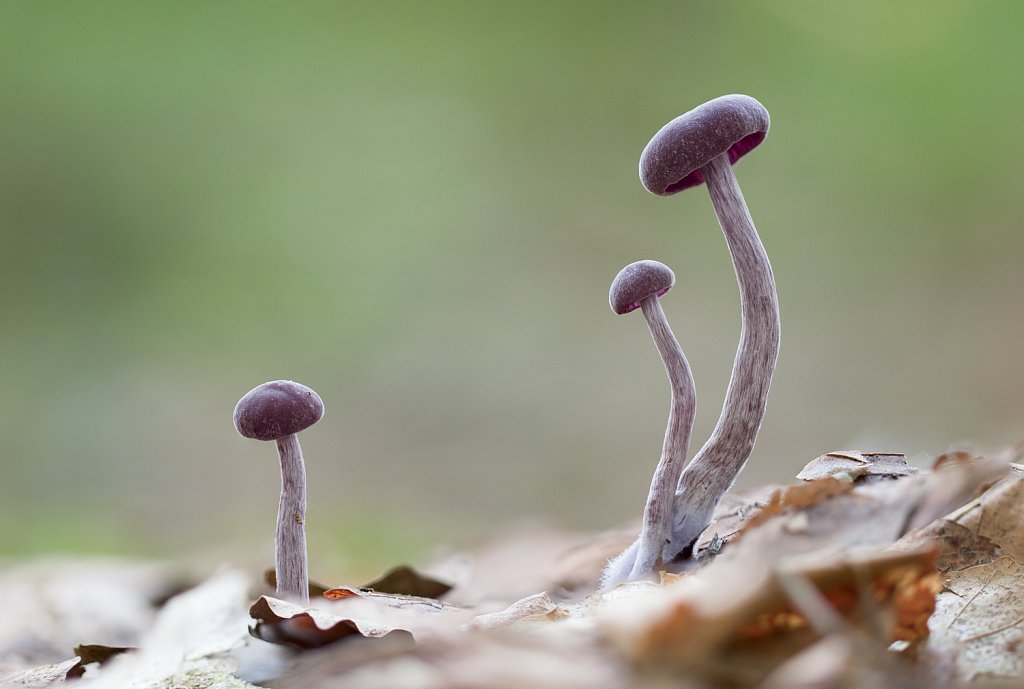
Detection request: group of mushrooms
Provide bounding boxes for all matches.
[232,94,780,602]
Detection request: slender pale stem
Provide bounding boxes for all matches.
[668,152,780,558]
[603,295,696,587]
[628,296,697,578]
[275,433,309,604]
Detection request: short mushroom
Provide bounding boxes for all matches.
[639,95,781,561]
[234,380,324,604]
[602,260,696,586]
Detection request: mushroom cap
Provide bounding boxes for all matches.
[639,94,769,196]
[233,380,325,441]
[610,260,675,315]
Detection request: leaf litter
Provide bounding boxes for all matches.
[4,447,1024,688]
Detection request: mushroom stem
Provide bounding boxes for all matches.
[669,152,780,558]
[275,433,309,604]
[629,295,696,578]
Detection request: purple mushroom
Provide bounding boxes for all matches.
[603,260,696,586]
[234,380,324,604]
[639,95,781,563]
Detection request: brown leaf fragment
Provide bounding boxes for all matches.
[321,587,460,614]
[740,478,854,537]
[945,474,1024,562]
[64,645,131,679]
[468,593,569,630]
[249,596,415,650]
[602,548,940,685]
[797,451,917,483]
[926,556,1024,681]
[361,565,452,599]
[898,520,1001,572]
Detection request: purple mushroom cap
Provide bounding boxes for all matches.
[610,260,675,315]
[233,380,324,441]
[639,94,769,195]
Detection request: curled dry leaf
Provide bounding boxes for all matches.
[796,451,917,483]
[250,597,414,650]
[252,588,468,650]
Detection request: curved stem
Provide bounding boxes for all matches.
[668,152,780,559]
[604,296,696,586]
[275,433,309,604]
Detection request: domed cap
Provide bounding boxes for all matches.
[234,380,324,441]
[610,260,675,315]
[639,94,769,196]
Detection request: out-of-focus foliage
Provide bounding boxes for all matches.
[0,1,1022,577]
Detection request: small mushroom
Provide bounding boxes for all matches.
[602,260,696,586]
[234,380,324,604]
[639,95,781,561]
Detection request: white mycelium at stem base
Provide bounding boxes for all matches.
[603,260,697,586]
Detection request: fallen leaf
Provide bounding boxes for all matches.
[0,658,79,688]
[64,645,131,679]
[468,593,569,630]
[0,558,172,672]
[925,556,1024,681]
[361,565,452,599]
[249,596,415,650]
[599,548,940,683]
[796,451,917,483]
[739,478,854,537]
[78,570,253,688]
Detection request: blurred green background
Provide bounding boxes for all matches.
[1,1,1022,579]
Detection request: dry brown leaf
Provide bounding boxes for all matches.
[249,596,416,650]
[925,556,1024,681]
[894,472,1024,572]
[600,549,939,683]
[64,645,131,679]
[739,478,854,536]
[943,474,1024,562]
[361,565,453,599]
[796,452,917,483]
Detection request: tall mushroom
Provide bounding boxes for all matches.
[234,380,324,604]
[639,94,780,561]
[602,260,696,586]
